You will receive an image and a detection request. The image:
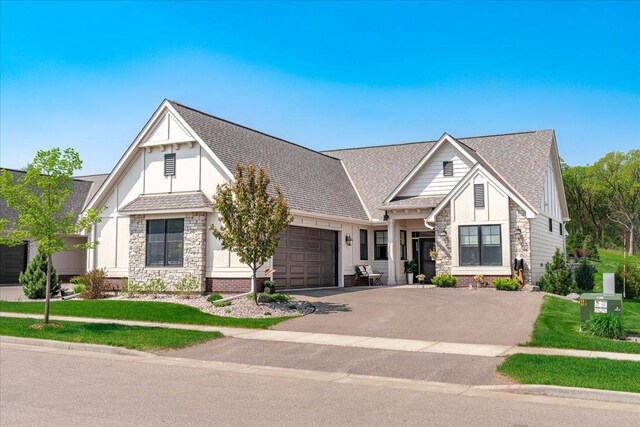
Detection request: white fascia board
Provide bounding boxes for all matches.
[383,133,478,204]
[164,102,235,183]
[290,209,372,226]
[550,134,571,222]
[84,100,176,212]
[425,164,537,224]
[120,207,214,216]
[84,100,235,214]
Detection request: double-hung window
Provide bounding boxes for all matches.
[146,219,184,267]
[374,230,388,260]
[359,229,368,260]
[459,225,501,266]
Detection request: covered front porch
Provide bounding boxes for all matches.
[376,197,447,286]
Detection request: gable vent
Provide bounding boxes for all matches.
[443,161,454,177]
[164,153,176,176]
[474,184,485,208]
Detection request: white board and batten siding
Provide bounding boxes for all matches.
[398,143,474,198]
[530,157,566,283]
[91,109,232,277]
[450,171,511,275]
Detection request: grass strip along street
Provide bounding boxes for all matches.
[526,296,640,354]
[0,316,222,351]
[497,354,640,394]
[0,300,293,329]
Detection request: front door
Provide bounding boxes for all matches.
[419,238,436,283]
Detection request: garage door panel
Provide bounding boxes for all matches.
[0,243,28,284]
[274,226,337,289]
[290,252,305,263]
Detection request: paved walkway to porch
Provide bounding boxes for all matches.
[2,312,639,362]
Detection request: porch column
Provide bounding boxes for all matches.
[387,218,396,286]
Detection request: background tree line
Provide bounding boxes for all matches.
[562,149,640,256]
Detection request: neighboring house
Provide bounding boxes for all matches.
[0,169,107,284]
[1,99,569,291]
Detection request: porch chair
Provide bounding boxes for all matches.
[356,265,384,286]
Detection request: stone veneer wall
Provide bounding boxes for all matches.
[129,212,207,291]
[509,199,532,285]
[435,203,452,275]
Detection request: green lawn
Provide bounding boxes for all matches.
[592,248,639,293]
[497,354,640,393]
[526,295,640,354]
[0,316,222,350]
[0,300,294,329]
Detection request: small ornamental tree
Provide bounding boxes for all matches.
[538,248,574,296]
[0,148,103,323]
[211,163,293,304]
[20,248,60,299]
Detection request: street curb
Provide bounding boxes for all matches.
[0,336,153,357]
[475,384,640,405]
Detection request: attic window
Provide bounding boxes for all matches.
[164,153,176,176]
[474,184,485,208]
[443,161,454,177]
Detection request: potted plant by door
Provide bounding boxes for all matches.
[404,259,418,284]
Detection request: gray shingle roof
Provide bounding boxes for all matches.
[120,191,213,213]
[324,130,554,220]
[73,173,109,208]
[380,196,444,210]
[0,168,95,225]
[170,101,370,221]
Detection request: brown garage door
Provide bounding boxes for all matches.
[273,226,338,289]
[0,243,28,284]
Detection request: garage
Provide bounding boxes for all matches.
[273,226,338,289]
[0,243,28,284]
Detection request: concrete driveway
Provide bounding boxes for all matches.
[0,284,72,301]
[275,287,544,346]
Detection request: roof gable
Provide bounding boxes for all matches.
[326,130,555,220]
[386,134,477,202]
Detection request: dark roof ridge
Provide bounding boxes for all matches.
[167,100,342,162]
[2,167,103,183]
[322,129,550,153]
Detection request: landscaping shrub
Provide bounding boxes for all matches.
[73,284,86,295]
[615,264,640,299]
[123,280,142,298]
[19,249,60,299]
[175,276,199,298]
[492,278,520,291]
[207,294,223,303]
[288,304,297,310]
[582,235,599,260]
[146,278,166,297]
[574,259,596,291]
[213,300,232,308]
[82,269,109,299]
[538,249,574,296]
[70,276,84,286]
[582,314,627,340]
[431,274,457,288]
[266,293,291,303]
[263,280,276,294]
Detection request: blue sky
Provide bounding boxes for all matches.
[1,1,639,174]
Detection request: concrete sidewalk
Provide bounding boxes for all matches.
[2,311,639,362]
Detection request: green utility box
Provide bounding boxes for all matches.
[579,293,623,326]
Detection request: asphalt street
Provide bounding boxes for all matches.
[1,346,637,426]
